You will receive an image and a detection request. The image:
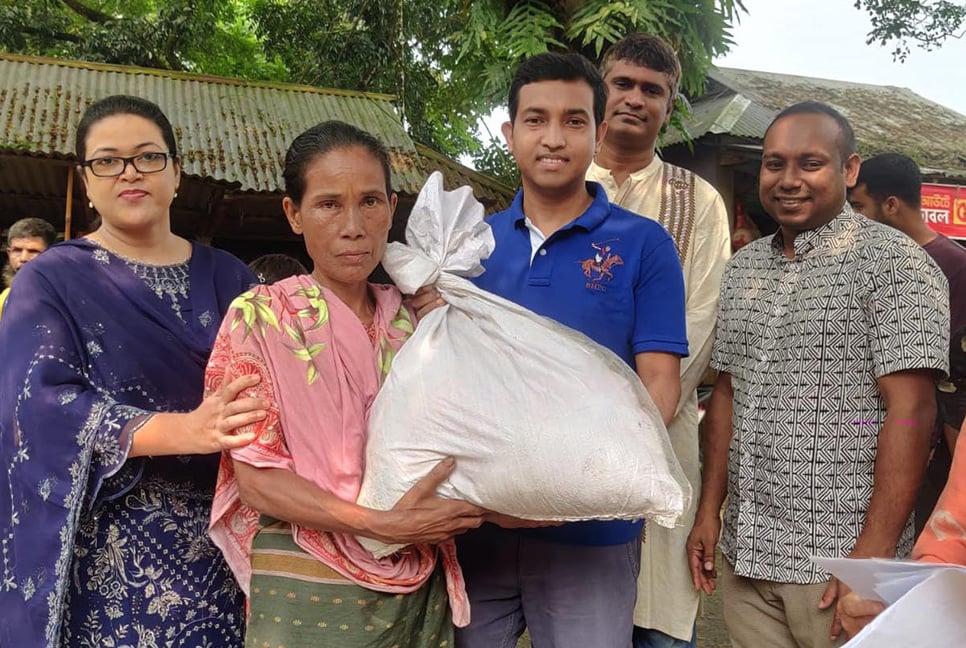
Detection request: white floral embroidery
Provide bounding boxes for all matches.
[146,588,184,620]
[93,434,123,468]
[38,478,53,502]
[131,623,160,648]
[61,476,244,646]
[124,259,190,320]
[86,340,103,357]
[13,445,28,463]
[198,310,213,328]
[92,249,110,264]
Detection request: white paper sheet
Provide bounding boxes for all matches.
[811,556,962,604]
[842,569,966,647]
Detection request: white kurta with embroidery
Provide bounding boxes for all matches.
[588,156,731,641]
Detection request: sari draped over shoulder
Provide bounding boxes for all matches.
[914,425,966,566]
[0,239,254,648]
[208,275,470,626]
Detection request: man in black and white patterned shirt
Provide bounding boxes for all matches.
[686,102,949,648]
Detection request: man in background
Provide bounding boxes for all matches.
[588,32,731,648]
[849,152,966,531]
[0,218,57,321]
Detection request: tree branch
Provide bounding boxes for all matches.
[20,24,82,43]
[163,48,185,71]
[58,0,112,24]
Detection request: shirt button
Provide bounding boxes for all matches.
[539,249,547,256]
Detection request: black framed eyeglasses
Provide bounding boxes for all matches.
[81,152,176,177]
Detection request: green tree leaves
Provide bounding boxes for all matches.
[854,0,966,62]
[0,0,748,163]
[0,0,285,78]
[5,0,962,167]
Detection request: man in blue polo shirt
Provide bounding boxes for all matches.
[454,51,688,648]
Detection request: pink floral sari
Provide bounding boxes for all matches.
[207,275,469,626]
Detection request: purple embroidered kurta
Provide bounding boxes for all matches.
[0,239,254,647]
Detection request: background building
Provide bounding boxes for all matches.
[0,53,514,265]
[661,67,966,245]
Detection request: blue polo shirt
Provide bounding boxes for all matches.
[473,182,688,546]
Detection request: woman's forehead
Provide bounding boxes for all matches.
[85,114,166,152]
[301,147,388,188]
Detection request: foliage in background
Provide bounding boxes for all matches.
[246,0,478,159]
[473,136,521,188]
[3,0,961,186]
[0,0,742,181]
[0,0,287,79]
[854,0,966,61]
[455,0,745,183]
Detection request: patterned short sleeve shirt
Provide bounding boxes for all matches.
[712,206,949,584]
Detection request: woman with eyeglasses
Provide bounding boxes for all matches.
[0,95,265,647]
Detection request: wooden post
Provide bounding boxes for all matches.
[64,168,74,240]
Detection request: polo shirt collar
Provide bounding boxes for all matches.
[510,181,611,234]
[770,202,859,259]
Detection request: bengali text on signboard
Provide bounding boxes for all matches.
[921,183,966,240]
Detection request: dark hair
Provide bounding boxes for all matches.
[600,32,681,98]
[7,217,57,247]
[283,120,393,205]
[765,101,856,162]
[75,95,178,161]
[249,253,309,284]
[508,52,608,126]
[855,153,922,209]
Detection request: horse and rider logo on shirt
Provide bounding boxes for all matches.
[580,240,624,289]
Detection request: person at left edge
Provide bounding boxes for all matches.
[453,51,688,648]
[0,95,265,648]
[0,217,57,321]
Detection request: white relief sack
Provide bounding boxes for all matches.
[356,172,690,557]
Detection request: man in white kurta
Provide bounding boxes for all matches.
[587,33,731,648]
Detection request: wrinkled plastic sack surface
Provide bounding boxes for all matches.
[357,172,690,557]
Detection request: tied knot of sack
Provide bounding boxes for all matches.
[383,172,495,294]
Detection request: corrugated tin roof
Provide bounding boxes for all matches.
[672,66,966,177]
[661,92,773,146]
[0,53,429,193]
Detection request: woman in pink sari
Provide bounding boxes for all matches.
[208,121,484,648]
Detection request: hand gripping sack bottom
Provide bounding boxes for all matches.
[357,173,690,557]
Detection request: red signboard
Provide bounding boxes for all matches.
[922,183,966,240]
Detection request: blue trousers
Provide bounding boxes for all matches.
[454,524,641,648]
[633,625,697,648]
